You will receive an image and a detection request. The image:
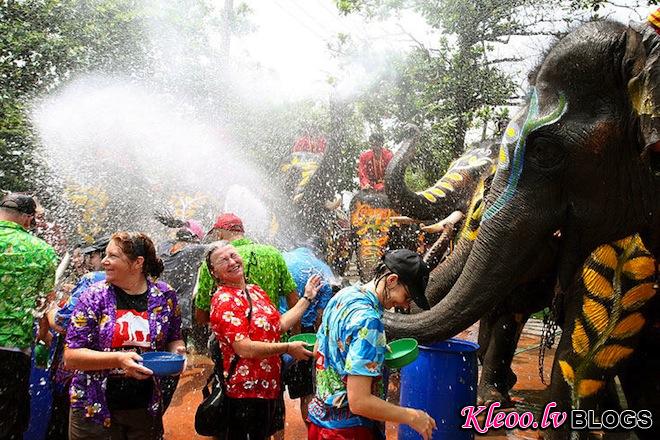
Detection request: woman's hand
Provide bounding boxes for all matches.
[118,351,153,380]
[303,275,323,302]
[279,276,323,333]
[407,408,436,440]
[172,343,188,372]
[287,341,312,361]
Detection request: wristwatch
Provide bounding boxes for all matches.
[302,296,312,302]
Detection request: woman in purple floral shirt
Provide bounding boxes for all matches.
[64,232,185,440]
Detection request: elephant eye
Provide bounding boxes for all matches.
[526,136,564,169]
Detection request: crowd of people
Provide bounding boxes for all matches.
[0,133,437,440]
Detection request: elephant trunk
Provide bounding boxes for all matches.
[384,252,510,344]
[385,132,465,222]
[384,202,551,344]
[425,237,474,307]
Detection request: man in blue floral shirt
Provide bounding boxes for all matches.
[308,250,437,440]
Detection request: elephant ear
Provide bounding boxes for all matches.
[627,15,660,154]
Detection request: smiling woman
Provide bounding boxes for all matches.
[205,240,321,439]
[63,231,185,440]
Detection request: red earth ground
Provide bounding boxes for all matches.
[163,331,555,439]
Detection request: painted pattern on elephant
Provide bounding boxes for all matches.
[281,151,322,203]
[484,88,567,221]
[559,234,657,409]
[417,147,493,204]
[349,196,397,281]
[459,173,491,242]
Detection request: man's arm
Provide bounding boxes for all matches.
[37,314,52,345]
[382,148,394,168]
[314,308,324,330]
[47,305,65,334]
[313,282,332,330]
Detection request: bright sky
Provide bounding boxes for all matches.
[230,0,432,99]
[226,1,653,101]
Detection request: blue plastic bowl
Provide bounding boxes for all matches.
[140,351,185,376]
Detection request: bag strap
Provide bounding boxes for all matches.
[212,286,254,388]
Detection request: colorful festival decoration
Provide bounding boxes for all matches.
[559,234,656,408]
[417,147,494,204]
[483,88,567,221]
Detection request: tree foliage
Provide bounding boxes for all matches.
[0,0,153,192]
[333,0,654,183]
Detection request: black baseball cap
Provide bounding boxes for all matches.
[382,249,431,310]
[80,235,111,254]
[0,193,37,215]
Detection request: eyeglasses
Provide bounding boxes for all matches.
[215,252,241,267]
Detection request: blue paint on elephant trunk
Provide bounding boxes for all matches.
[483,89,567,221]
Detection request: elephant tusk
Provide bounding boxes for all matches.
[389,215,420,225]
[420,210,465,234]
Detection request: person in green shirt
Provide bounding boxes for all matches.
[194,213,299,328]
[0,193,58,439]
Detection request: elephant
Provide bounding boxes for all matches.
[386,134,562,405]
[277,136,353,274]
[348,133,450,282]
[384,19,659,438]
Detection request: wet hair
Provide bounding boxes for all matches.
[110,231,164,278]
[369,133,384,146]
[175,228,199,242]
[372,260,396,290]
[204,240,231,284]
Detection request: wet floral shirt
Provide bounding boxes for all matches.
[308,285,386,430]
[56,271,106,329]
[195,237,297,310]
[0,220,58,351]
[53,271,106,386]
[65,279,182,427]
[210,284,281,400]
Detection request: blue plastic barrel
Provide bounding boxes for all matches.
[398,338,479,440]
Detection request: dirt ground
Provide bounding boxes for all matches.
[163,332,555,439]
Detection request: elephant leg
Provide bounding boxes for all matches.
[477,311,525,406]
[544,305,622,440]
[543,331,583,440]
[617,324,660,440]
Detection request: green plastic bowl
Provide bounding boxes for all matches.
[289,332,317,350]
[384,338,419,369]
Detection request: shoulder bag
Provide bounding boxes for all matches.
[194,288,253,436]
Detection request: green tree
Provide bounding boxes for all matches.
[0,0,153,191]
[334,0,654,182]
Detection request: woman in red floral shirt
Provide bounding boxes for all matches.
[207,241,321,439]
